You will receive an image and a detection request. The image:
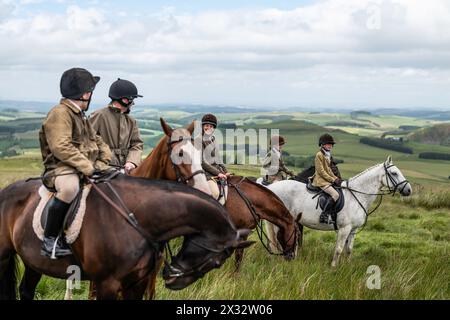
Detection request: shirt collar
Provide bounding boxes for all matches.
[60,98,82,114]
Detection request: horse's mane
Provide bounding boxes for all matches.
[348,163,383,182]
[119,175,232,220]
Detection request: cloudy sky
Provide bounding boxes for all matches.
[0,0,449,109]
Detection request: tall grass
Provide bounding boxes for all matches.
[394,184,450,210]
[29,197,449,300]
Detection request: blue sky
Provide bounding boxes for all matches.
[1,0,450,109]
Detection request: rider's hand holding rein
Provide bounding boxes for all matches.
[124,162,136,174]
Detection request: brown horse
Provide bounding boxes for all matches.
[139,176,298,298]
[78,118,211,300]
[225,176,298,270]
[0,176,253,300]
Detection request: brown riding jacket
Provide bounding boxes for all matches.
[312,149,338,187]
[39,99,112,182]
[89,105,143,167]
[202,135,227,179]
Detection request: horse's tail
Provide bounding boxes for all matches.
[0,254,18,300]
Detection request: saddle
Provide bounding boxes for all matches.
[34,169,122,243]
[305,177,345,215]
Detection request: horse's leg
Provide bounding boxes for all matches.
[95,279,121,300]
[0,252,18,300]
[264,222,279,253]
[144,257,163,300]
[344,230,357,261]
[331,225,352,267]
[19,265,42,301]
[87,281,97,300]
[234,249,244,272]
[122,277,149,300]
[296,222,304,248]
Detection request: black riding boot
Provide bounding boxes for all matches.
[319,197,336,225]
[41,197,73,259]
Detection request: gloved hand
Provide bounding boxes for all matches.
[94,160,111,172]
[334,178,342,187]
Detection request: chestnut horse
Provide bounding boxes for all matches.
[131,118,211,195]
[0,176,253,300]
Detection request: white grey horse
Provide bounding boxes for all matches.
[264,156,412,267]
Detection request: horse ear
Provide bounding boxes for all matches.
[385,155,393,164]
[186,121,195,135]
[160,118,173,137]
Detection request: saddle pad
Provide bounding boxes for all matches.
[32,184,92,244]
[318,188,345,213]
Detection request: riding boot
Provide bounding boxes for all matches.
[41,197,73,259]
[319,197,336,225]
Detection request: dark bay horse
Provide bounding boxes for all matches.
[0,175,252,300]
[78,117,212,300]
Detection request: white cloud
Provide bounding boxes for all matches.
[0,0,449,108]
[0,0,15,22]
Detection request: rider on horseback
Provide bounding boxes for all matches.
[312,133,342,224]
[39,68,112,259]
[201,114,230,201]
[262,135,294,185]
[89,78,144,174]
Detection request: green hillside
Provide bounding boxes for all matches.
[408,123,450,146]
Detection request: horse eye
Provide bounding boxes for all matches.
[391,172,398,176]
[178,150,184,157]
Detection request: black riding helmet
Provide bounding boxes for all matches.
[109,78,143,100]
[60,68,100,100]
[319,133,336,146]
[202,114,218,128]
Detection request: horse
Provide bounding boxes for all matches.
[0,175,253,300]
[65,117,211,300]
[132,118,211,194]
[118,123,298,299]
[225,176,298,270]
[264,156,412,267]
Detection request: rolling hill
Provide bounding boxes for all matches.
[408,123,450,146]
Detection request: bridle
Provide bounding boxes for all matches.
[383,163,409,195]
[163,238,232,279]
[229,177,298,256]
[342,163,409,232]
[167,135,205,184]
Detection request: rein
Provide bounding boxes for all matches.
[339,163,409,233]
[87,175,224,279]
[228,177,297,256]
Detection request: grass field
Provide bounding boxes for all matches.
[0,157,448,300]
[0,111,449,300]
